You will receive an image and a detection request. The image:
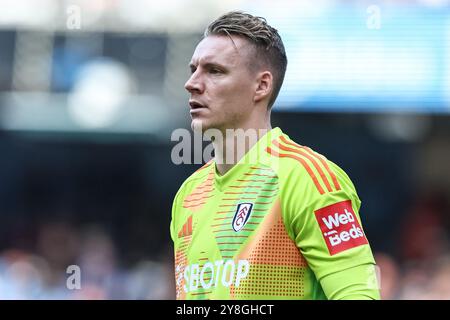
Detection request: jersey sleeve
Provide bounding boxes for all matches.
[280,159,378,290]
[320,263,381,300]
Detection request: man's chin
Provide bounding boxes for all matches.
[191,119,229,135]
[191,119,214,133]
[191,119,203,132]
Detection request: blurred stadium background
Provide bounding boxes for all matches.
[0,0,449,299]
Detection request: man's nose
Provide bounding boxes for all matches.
[184,72,203,94]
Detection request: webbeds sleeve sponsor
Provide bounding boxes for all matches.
[314,200,368,256]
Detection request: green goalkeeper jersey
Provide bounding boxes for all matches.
[170,127,379,300]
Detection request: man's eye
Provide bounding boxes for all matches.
[209,68,221,74]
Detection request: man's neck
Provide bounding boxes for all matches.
[212,123,272,176]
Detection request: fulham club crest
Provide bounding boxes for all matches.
[232,203,253,232]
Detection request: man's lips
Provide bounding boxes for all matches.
[189,100,208,114]
[190,108,206,114]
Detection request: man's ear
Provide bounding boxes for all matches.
[254,71,273,104]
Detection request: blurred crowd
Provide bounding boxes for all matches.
[0,223,174,299]
[376,252,450,300]
[376,190,450,300]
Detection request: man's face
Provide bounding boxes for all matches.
[185,35,257,132]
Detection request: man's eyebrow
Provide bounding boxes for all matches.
[189,61,227,69]
[204,62,227,70]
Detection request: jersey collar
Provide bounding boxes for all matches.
[213,127,283,191]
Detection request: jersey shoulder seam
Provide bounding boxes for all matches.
[176,160,214,197]
[266,135,342,196]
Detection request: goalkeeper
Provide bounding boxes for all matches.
[170,11,380,300]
